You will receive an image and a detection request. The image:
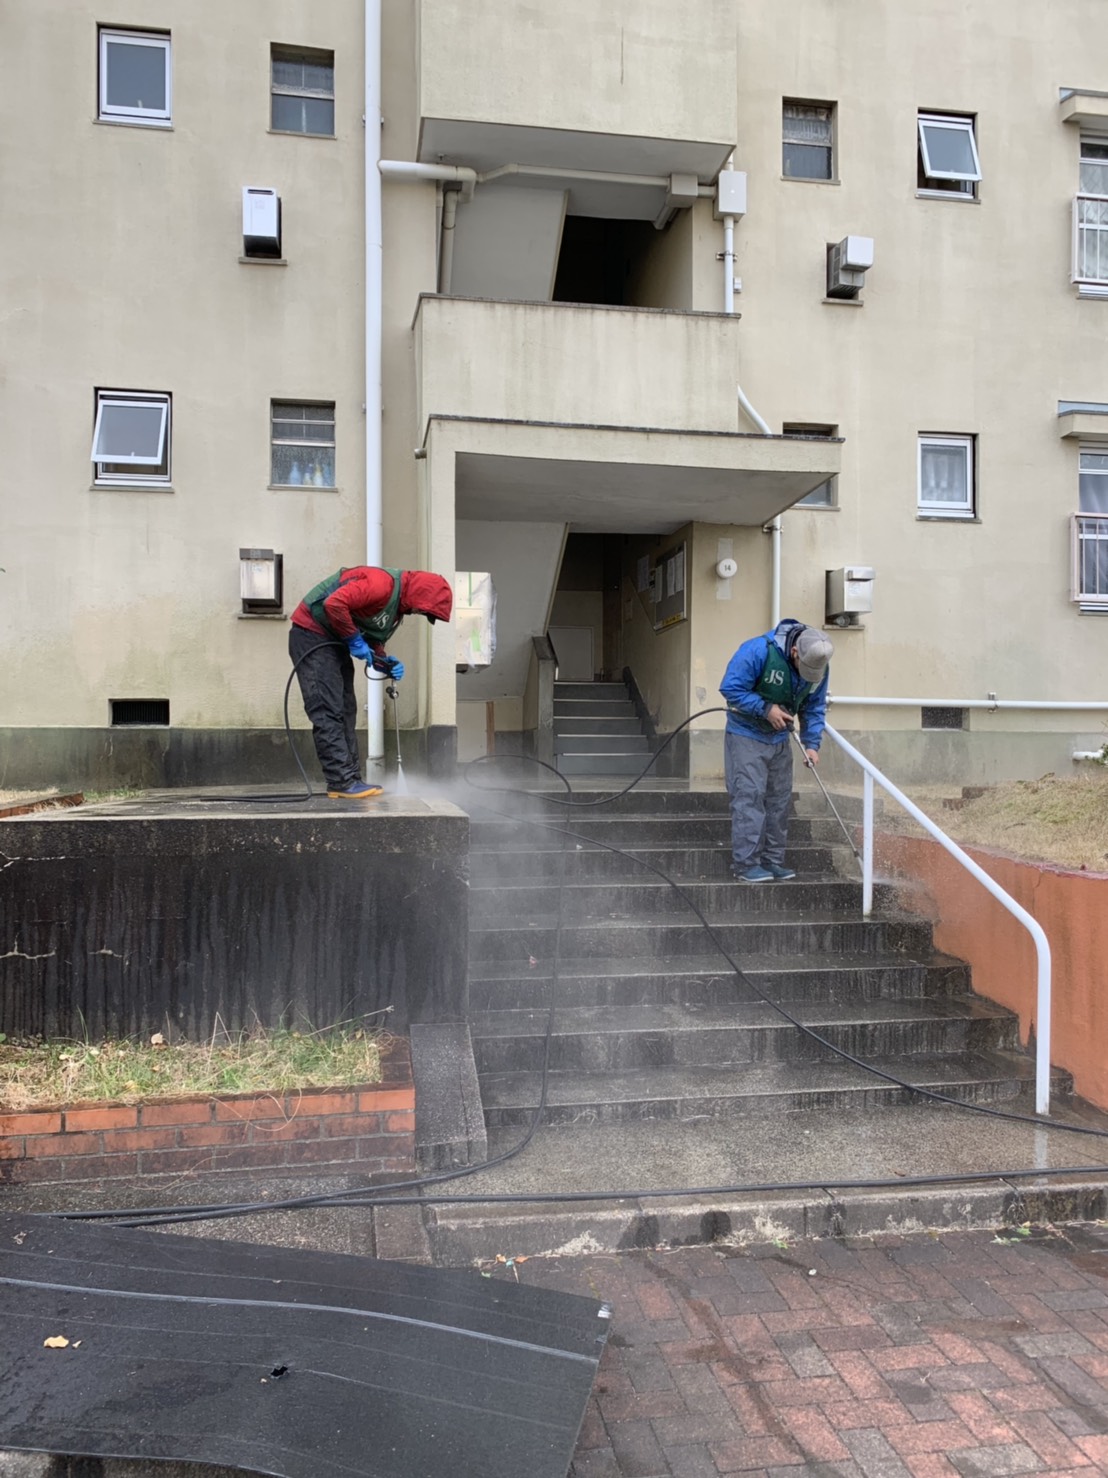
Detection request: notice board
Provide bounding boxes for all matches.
[652,540,687,631]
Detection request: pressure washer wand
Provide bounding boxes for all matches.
[386,682,409,795]
[789,726,861,862]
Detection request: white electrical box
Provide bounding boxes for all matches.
[827,235,874,299]
[826,565,875,618]
[242,187,281,258]
[715,170,748,219]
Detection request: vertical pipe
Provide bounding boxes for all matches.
[862,771,874,918]
[722,216,735,314]
[770,522,781,627]
[364,0,384,779]
[438,187,459,294]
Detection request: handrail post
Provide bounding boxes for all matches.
[823,724,1053,1115]
[1037,955,1051,1116]
[862,771,874,919]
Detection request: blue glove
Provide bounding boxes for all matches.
[345,634,373,663]
[374,655,405,681]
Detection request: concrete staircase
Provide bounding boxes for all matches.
[553,679,651,776]
[427,785,1079,1258]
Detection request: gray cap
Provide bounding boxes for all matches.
[793,626,833,683]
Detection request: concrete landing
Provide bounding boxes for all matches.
[421,1100,1108,1263]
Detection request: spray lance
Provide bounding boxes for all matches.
[787,722,861,863]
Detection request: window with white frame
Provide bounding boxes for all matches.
[271,402,335,486]
[91,390,171,485]
[782,101,835,181]
[271,46,335,135]
[1075,449,1108,606]
[98,29,171,126]
[918,434,975,518]
[782,423,839,507]
[1073,138,1108,293]
[917,112,980,197]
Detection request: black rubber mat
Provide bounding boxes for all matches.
[0,1212,610,1477]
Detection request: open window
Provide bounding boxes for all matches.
[91,390,171,486]
[917,113,980,197]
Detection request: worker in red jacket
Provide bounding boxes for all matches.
[289,566,453,798]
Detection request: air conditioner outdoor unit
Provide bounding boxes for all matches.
[827,235,874,299]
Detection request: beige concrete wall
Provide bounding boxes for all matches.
[9,0,1108,784]
[722,0,1108,731]
[418,0,736,149]
[619,530,693,734]
[0,0,439,738]
[416,296,744,433]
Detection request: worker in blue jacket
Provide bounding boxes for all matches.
[719,618,833,882]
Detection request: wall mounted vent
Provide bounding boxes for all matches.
[111,699,170,727]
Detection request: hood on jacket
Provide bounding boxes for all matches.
[399,570,453,623]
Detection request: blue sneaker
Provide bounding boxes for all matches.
[762,862,797,881]
[731,863,774,883]
[327,780,384,799]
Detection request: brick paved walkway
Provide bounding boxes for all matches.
[510,1224,1108,1478]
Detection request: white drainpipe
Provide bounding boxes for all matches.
[365,0,384,780]
[735,385,781,627]
[438,187,460,294]
[722,213,735,315]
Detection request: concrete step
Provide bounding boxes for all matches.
[553,716,644,737]
[467,843,835,883]
[467,912,934,962]
[470,816,727,846]
[556,753,653,776]
[466,950,973,1010]
[553,682,629,700]
[552,699,639,719]
[479,789,732,817]
[471,997,1020,1075]
[553,733,651,756]
[475,1050,1069,1129]
[467,878,891,925]
[420,1101,1104,1262]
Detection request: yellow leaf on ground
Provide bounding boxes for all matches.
[43,1336,70,1349]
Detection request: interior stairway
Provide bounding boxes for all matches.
[434,785,1075,1257]
[553,679,651,776]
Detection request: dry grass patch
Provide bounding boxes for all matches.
[0,1024,384,1112]
[882,769,1108,872]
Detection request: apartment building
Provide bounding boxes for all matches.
[2,0,1106,790]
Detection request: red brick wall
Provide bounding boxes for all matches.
[876,832,1108,1110]
[0,1039,414,1187]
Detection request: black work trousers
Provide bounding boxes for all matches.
[289,625,360,790]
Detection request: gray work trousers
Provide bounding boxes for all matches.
[724,730,793,868]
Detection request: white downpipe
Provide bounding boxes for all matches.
[830,697,1108,710]
[722,215,735,314]
[734,386,781,628]
[438,187,459,294]
[824,724,1053,1116]
[364,0,384,779]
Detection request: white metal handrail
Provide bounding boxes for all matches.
[823,724,1053,1115]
